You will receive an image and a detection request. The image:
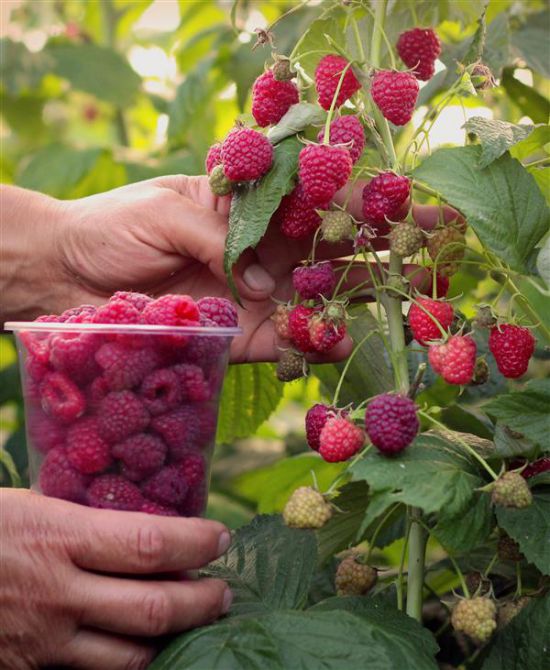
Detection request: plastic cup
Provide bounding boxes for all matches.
[6,321,241,517]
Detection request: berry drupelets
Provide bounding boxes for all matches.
[298,144,353,207]
[428,335,477,385]
[488,324,535,379]
[408,297,454,346]
[317,115,366,164]
[371,70,419,126]
[283,487,332,528]
[365,393,419,455]
[252,69,299,127]
[221,127,273,182]
[396,28,441,81]
[315,55,361,110]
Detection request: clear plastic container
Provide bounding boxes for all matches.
[6,321,241,517]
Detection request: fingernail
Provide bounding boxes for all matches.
[217,531,231,557]
[222,587,233,614]
[243,264,275,293]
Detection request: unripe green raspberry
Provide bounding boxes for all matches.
[497,597,529,629]
[497,532,524,562]
[335,554,377,596]
[321,211,355,243]
[389,222,424,257]
[427,226,465,277]
[283,486,332,528]
[276,349,308,382]
[209,164,233,196]
[451,597,497,644]
[471,358,490,385]
[491,471,533,509]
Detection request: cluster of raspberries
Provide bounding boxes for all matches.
[21,292,238,517]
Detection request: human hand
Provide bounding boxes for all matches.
[0,488,232,670]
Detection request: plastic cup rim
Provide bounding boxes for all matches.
[4,321,243,337]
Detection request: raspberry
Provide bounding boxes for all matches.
[40,371,86,423]
[276,349,308,382]
[451,597,497,645]
[142,465,189,507]
[151,406,204,459]
[93,299,141,325]
[142,294,200,327]
[497,532,524,562]
[282,486,332,528]
[497,597,529,629]
[320,210,355,243]
[305,404,337,451]
[389,222,424,257]
[319,416,364,462]
[371,70,419,126]
[179,451,205,486]
[488,324,535,379]
[111,291,152,312]
[61,304,97,323]
[431,272,450,298]
[471,358,490,385]
[221,127,273,182]
[308,314,346,353]
[491,471,532,508]
[95,342,161,391]
[428,335,477,385]
[140,501,179,516]
[180,482,208,517]
[182,316,227,366]
[365,393,419,455]
[252,69,299,127]
[197,297,238,328]
[362,172,410,233]
[27,411,66,454]
[98,390,150,443]
[298,144,353,207]
[208,165,233,196]
[522,457,550,479]
[20,331,50,365]
[317,115,365,164]
[66,417,112,474]
[39,447,89,502]
[86,375,110,411]
[288,305,317,353]
[292,261,336,300]
[172,364,211,402]
[408,297,454,346]
[275,185,328,239]
[427,226,465,277]
[205,142,222,174]
[139,368,181,415]
[112,433,167,481]
[315,55,361,110]
[271,304,291,340]
[396,28,441,81]
[25,354,50,382]
[87,474,144,511]
[335,554,377,596]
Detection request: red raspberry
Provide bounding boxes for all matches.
[111,291,152,312]
[275,184,328,239]
[151,406,204,459]
[179,451,206,486]
[112,433,167,481]
[62,304,97,323]
[35,314,61,323]
[397,27,441,81]
[66,417,112,474]
[87,474,144,511]
[365,393,419,455]
[20,330,50,365]
[140,501,179,516]
[315,55,361,110]
[488,324,536,379]
[298,144,353,207]
[86,375,110,411]
[205,142,222,174]
[197,297,238,328]
[140,368,181,415]
[25,355,50,382]
[195,404,217,444]
[408,297,454,346]
[252,69,299,127]
[172,364,211,402]
[39,447,89,503]
[319,416,364,462]
[522,457,550,479]
[50,333,101,385]
[142,465,189,507]
[305,404,337,451]
[27,411,66,454]
[180,482,208,517]
[93,299,141,325]
[288,305,317,353]
[40,371,86,423]
[371,70,419,126]
[428,335,477,385]
[95,342,161,391]
[98,390,150,443]
[309,315,346,353]
[317,115,365,164]
[426,271,450,298]
[271,304,291,340]
[292,262,337,301]
[221,127,273,182]
[142,294,200,327]
[362,172,410,234]
[181,316,227,367]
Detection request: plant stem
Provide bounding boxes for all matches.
[406,508,428,620]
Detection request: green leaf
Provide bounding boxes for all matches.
[217,363,284,443]
[204,515,317,616]
[267,103,326,144]
[536,236,550,287]
[510,125,550,161]
[413,146,550,272]
[224,137,301,300]
[433,492,494,553]
[205,492,254,529]
[484,379,550,448]
[45,43,141,106]
[0,447,21,487]
[501,68,550,124]
[496,491,550,575]
[0,364,22,405]
[0,38,50,93]
[511,11,550,79]
[464,117,537,169]
[493,423,537,460]
[292,6,346,76]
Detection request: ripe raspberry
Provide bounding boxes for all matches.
[371,70,419,126]
[25,354,50,382]
[86,375,110,411]
[93,299,141,325]
[320,210,355,243]
[315,55,361,110]
[522,457,550,479]
[305,404,337,451]
[275,184,328,239]
[20,330,50,364]
[140,501,179,516]
[208,164,233,196]
[276,349,308,382]
[221,127,273,182]
[142,294,200,327]
[95,342,161,391]
[292,261,336,300]
[309,314,346,353]
[98,390,150,443]
[288,305,317,353]
[319,416,364,462]
[180,482,208,517]
[428,271,450,298]
[112,433,167,481]
[408,297,454,346]
[471,358,490,385]
[39,447,89,502]
[40,371,86,423]
[497,532,524,562]
[87,474,144,511]
[111,291,152,312]
[205,142,222,174]
[365,393,419,455]
[142,465,189,507]
[282,486,332,528]
[61,304,97,323]
[389,222,424,257]
[151,406,203,459]
[396,28,441,81]
[488,324,535,379]
[172,364,211,402]
[298,144,353,207]
[428,335,477,385]
[271,304,291,340]
[427,226,465,277]
[139,368,181,415]
[451,597,497,645]
[179,451,205,486]
[181,315,227,366]
[197,297,238,328]
[317,115,366,164]
[66,417,112,474]
[497,597,529,629]
[362,172,410,233]
[27,411,66,454]
[491,471,532,508]
[335,554,377,596]
[252,69,299,127]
